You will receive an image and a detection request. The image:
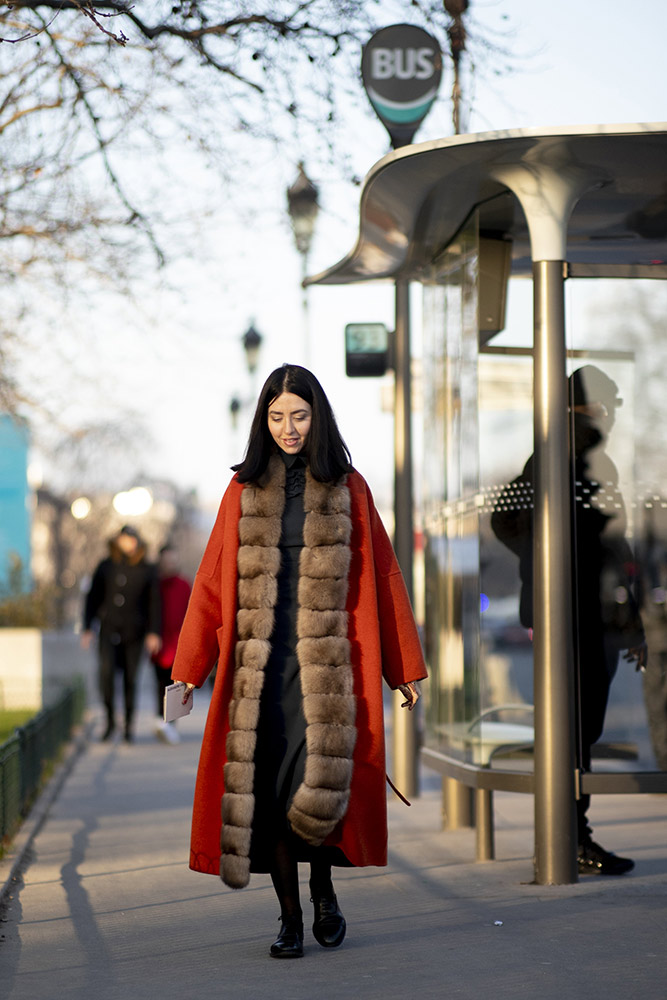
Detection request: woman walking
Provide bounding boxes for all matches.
[173,364,426,958]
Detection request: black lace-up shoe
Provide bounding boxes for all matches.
[269,917,304,958]
[578,839,634,875]
[312,893,346,948]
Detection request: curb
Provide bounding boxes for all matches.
[0,712,96,911]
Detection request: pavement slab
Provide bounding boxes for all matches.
[2,675,667,1000]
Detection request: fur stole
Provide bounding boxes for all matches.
[220,453,356,889]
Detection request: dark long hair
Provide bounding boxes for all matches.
[233,364,353,484]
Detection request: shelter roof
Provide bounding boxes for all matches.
[308,123,667,284]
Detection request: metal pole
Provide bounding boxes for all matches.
[392,277,419,797]
[475,789,495,862]
[532,259,578,885]
[441,776,474,829]
[301,255,310,369]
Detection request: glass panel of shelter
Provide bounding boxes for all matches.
[422,217,667,777]
[477,345,535,772]
[423,215,485,765]
[567,279,667,776]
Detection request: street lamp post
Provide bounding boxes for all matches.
[286,163,319,367]
[242,322,262,377]
[229,396,242,431]
[229,322,263,431]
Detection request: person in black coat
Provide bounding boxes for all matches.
[82,525,161,742]
[491,366,647,875]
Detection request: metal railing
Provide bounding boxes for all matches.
[0,680,86,850]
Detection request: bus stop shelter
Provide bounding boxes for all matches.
[309,123,667,884]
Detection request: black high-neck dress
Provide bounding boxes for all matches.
[249,451,348,871]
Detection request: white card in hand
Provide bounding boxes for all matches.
[163,682,194,723]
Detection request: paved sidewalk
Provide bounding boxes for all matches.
[2,675,667,1000]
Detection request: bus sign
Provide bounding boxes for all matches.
[361,24,442,148]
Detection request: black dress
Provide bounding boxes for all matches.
[249,451,350,871]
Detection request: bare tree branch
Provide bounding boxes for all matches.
[0,1,519,421]
[31,13,166,263]
[0,97,62,129]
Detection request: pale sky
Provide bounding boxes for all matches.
[28,0,667,511]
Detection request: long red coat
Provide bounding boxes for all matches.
[171,469,427,876]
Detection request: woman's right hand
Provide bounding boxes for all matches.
[397,681,420,711]
[173,681,196,704]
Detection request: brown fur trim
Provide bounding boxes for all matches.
[224,761,254,795]
[302,693,356,727]
[286,808,342,844]
[300,545,352,580]
[235,638,272,671]
[304,754,354,790]
[292,785,350,821]
[238,576,278,609]
[237,547,281,578]
[236,608,274,641]
[220,824,251,857]
[226,729,256,761]
[298,636,351,666]
[222,792,255,828]
[232,666,267,700]
[299,665,355,697]
[306,723,357,758]
[241,479,285,516]
[239,516,282,547]
[298,577,349,611]
[296,609,348,638]
[287,468,356,846]
[219,854,250,890]
[219,455,285,889]
[228,696,261,733]
[221,455,357,882]
[304,478,351,515]
[303,511,352,547]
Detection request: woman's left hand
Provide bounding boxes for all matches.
[397,681,420,711]
[173,680,196,703]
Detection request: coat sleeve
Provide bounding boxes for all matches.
[364,480,428,690]
[83,560,107,630]
[171,489,229,688]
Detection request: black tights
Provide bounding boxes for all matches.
[269,837,334,923]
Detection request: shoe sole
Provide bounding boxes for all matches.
[578,863,634,876]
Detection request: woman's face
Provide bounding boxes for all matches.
[267,392,312,454]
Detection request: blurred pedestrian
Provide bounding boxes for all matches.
[172,364,426,958]
[81,524,161,742]
[492,366,647,875]
[152,543,191,745]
